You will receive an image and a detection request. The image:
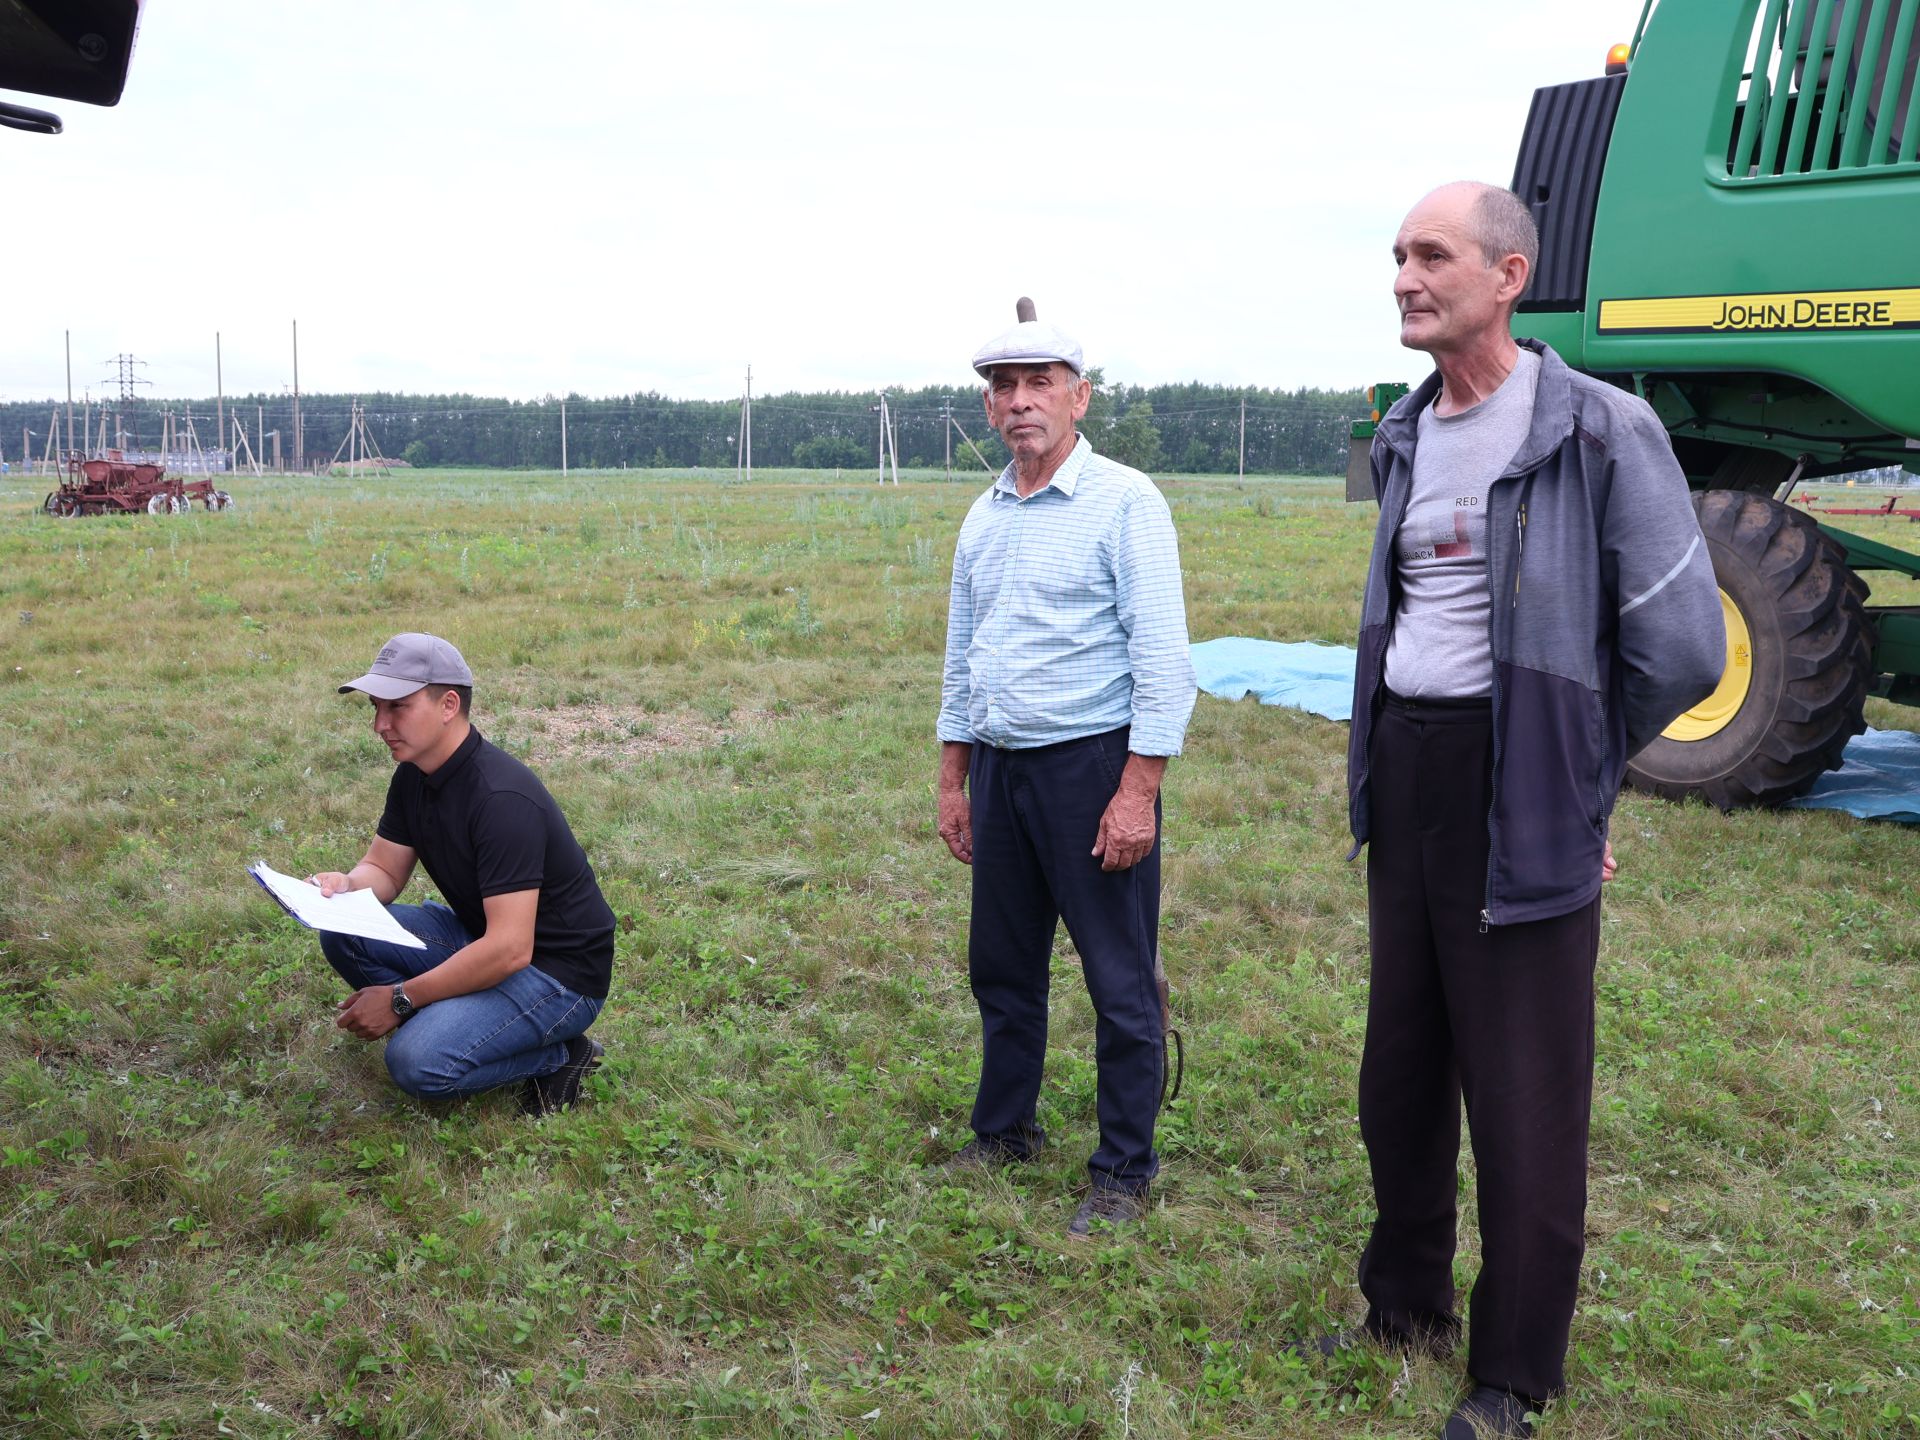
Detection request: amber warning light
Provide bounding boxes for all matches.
[1605,42,1631,76]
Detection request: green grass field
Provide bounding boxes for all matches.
[1,468,1915,1438]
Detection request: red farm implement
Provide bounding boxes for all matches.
[42,453,232,518]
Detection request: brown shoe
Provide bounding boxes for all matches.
[1066,1187,1147,1239]
[937,1136,1042,1175]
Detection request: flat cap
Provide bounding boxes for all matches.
[971,296,1084,378]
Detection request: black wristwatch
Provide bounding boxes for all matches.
[391,983,417,1020]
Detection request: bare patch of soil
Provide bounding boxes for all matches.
[513,702,764,763]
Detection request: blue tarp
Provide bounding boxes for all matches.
[1788,727,1920,824]
[1191,637,1920,825]
[1191,637,1356,722]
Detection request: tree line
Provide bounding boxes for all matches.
[0,375,1370,477]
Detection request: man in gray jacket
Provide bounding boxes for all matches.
[1334,182,1723,1438]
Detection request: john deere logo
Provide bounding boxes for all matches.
[1597,287,1920,336]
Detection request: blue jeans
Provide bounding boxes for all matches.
[319,903,604,1099]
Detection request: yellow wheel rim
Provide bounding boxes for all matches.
[1664,588,1752,742]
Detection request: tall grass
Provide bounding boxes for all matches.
[0,468,1914,1438]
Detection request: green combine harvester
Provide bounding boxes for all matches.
[1352,0,1920,809]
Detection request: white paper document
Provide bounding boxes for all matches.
[248,862,427,949]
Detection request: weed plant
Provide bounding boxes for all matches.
[0,469,1913,1437]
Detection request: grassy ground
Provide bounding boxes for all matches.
[0,468,1914,1439]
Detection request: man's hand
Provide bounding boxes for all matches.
[936,740,974,865]
[1092,754,1168,872]
[1092,788,1157,871]
[336,986,401,1040]
[938,786,973,865]
[310,871,353,897]
[1601,838,1617,884]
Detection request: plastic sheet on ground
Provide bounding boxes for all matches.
[1191,637,1356,722]
[1787,727,1920,824]
[1189,642,1920,825]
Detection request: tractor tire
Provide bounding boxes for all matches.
[1626,489,1869,810]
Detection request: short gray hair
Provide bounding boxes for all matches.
[1469,185,1538,284]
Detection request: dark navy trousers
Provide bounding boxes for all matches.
[967,726,1165,1194]
[1359,692,1601,1404]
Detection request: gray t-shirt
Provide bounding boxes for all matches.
[1383,349,1540,699]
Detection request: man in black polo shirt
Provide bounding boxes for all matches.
[311,632,616,1115]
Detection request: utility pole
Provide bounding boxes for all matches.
[258,404,265,471]
[871,391,900,485]
[231,415,261,475]
[1239,395,1246,479]
[736,365,753,482]
[560,398,568,474]
[950,414,999,477]
[942,394,953,480]
[291,319,303,473]
[64,330,73,457]
[215,333,224,474]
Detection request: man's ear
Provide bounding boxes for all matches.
[1070,375,1093,421]
[1497,252,1531,309]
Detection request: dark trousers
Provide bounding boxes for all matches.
[1359,693,1600,1403]
[967,727,1165,1193]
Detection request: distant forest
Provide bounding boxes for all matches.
[0,374,1369,477]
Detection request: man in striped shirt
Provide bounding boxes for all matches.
[935,301,1197,1239]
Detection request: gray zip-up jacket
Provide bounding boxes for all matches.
[1347,339,1724,925]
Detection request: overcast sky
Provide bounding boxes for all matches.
[6,1,1648,405]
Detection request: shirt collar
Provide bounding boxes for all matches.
[992,433,1090,501]
[422,725,483,791]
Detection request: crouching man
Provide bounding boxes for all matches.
[313,632,614,1115]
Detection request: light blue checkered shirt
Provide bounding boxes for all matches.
[938,435,1196,755]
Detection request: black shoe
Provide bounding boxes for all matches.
[1283,1330,1362,1361]
[1442,1386,1539,1439]
[937,1136,1042,1174]
[520,1036,603,1117]
[1066,1187,1147,1239]
[1286,1318,1456,1363]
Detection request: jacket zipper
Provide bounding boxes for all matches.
[1512,501,1527,605]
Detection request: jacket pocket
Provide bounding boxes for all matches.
[1491,663,1606,913]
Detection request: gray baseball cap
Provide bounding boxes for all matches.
[338,632,474,699]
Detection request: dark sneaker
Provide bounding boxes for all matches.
[520,1036,603,1117]
[938,1136,1042,1174]
[1442,1386,1539,1439]
[1288,1320,1457,1363]
[1283,1330,1362,1361]
[1066,1187,1147,1239]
